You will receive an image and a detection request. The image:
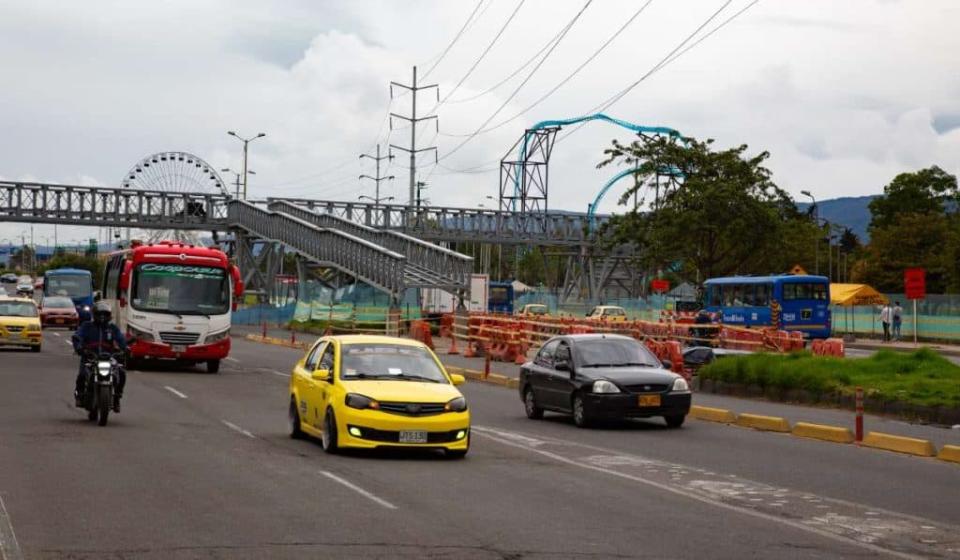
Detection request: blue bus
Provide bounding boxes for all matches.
[703,275,831,339]
[488,281,515,314]
[43,268,94,322]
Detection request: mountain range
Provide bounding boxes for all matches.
[797,195,876,242]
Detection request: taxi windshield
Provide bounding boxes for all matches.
[340,344,448,383]
[0,301,38,318]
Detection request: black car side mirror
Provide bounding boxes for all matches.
[661,359,672,370]
[554,360,570,372]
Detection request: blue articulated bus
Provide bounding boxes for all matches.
[488,281,515,314]
[703,275,831,339]
[43,268,95,322]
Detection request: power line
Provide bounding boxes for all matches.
[440,0,654,138]
[436,0,594,163]
[427,0,527,117]
[421,0,487,79]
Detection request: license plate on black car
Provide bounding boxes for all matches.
[399,430,428,443]
[638,394,661,407]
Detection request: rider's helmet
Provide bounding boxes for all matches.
[92,302,112,325]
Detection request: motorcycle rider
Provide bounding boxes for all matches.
[72,302,128,412]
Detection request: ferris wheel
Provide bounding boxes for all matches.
[121,151,228,196]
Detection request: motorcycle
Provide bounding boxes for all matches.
[80,352,122,426]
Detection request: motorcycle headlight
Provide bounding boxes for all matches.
[82,305,92,313]
[345,393,380,410]
[127,324,154,342]
[592,380,621,394]
[97,362,112,377]
[205,328,230,343]
[672,377,690,392]
[444,397,468,412]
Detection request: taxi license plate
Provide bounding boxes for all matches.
[171,345,187,353]
[55,319,64,324]
[399,430,428,444]
[638,394,661,407]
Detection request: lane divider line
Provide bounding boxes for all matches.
[319,471,398,510]
[52,332,61,337]
[0,493,24,560]
[221,420,256,439]
[269,370,290,378]
[163,386,188,399]
[224,357,239,363]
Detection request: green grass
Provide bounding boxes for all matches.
[699,348,960,409]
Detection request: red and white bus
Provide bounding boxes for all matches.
[100,241,243,373]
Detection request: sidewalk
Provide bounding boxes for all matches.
[846,338,960,357]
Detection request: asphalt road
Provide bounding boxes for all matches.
[0,332,958,559]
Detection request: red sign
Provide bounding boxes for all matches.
[651,279,670,293]
[904,268,926,300]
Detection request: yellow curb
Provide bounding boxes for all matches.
[938,445,960,464]
[506,378,520,389]
[735,413,791,433]
[244,334,308,349]
[861,432,936,457]
[791,422,854,444]
[485,373,510,387]
[689,405,737,424]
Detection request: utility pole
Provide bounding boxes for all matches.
[389,66,438,206]
[359,145,395,208]
[221,168,254,200]
[227,131,266,200]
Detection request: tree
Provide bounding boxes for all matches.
[839,227,861,254]
[868,166,958,231]
[598,136,810,281]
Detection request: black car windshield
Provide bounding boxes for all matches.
[577,338,660,368]
[45,275,91,298]
[0,301,38,317]
[42,296,74,309]
[132,264,229,315]
[340,344,448,383]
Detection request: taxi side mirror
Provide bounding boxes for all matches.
[311,368,331,382]
[449,373,465,386]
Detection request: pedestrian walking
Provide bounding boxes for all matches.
[879,303,892,342]
[892,301,903,341]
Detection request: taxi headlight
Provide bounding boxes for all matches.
[672,377,690,392]
[205,328,230,343]
[444,397,467,412]
[345,393,380,410]
[592,380,621,394]
[26,323,41,332]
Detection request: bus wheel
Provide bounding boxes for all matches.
[206,360,221,374]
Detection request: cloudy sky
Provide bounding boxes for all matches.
[1,0,958,245]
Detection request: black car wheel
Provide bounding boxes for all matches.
[664,414,686,428]
[523,387,544,419]
[572,394,591,428]
[321,409,339,454]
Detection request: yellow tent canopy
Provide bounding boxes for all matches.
[830,283,889,306]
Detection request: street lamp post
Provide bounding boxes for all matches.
[827,234,837,281]
[221,168,255,200]
[800,190,818,274]
[227,131,266,200]
[359,195,394,209]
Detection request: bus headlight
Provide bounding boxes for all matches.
[127,324,154,342]
[205,328,231,344]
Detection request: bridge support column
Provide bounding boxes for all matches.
[386,303,401,337]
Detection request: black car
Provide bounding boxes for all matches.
[519,334,692,428]
[682,346,754,375]
[0,273,17,284]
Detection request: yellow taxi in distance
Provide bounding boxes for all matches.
[0,297,42,352]
[587,305,628,322]
[516,303,549,318]
[289,335,470,458]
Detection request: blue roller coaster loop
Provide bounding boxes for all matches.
[510,113,682,224]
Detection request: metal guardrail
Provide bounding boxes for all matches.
[228,201,407,297]
[269,197,603,246]
[268,200,472,291]
[0,181,229,229]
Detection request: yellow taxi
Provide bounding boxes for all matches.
[516,303,549,318]
[0,297,42,352]
[586,305,628,323]
[288,335,470,458]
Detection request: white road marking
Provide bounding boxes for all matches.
[221,420,256,439]
[474,427,925,560]
[52,332,61,337]
[269,369,290,378]
[0,493,24,560]
[224,356,239,363]
[319,471,397,510]
[163,386,188,399]
[63,340,73,347]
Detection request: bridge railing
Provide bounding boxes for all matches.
[267,200,472,291]
[270,197,603,246]
[228,200,407,297]
[0,181,230,229]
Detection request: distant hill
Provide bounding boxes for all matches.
[798,195,876,242]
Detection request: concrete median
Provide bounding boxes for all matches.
[735,413,791,433]
[936,444,960,464]
[689,405,737,424]
[791,422,855,444]
[861,432,936,457]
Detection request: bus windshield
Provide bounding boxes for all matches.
[131,264,229,316]
[45,274,92,298]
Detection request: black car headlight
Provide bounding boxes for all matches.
[345,393,380,410]
[592,380,621,394]
[444,397,468,412]
[671,377,691,392]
